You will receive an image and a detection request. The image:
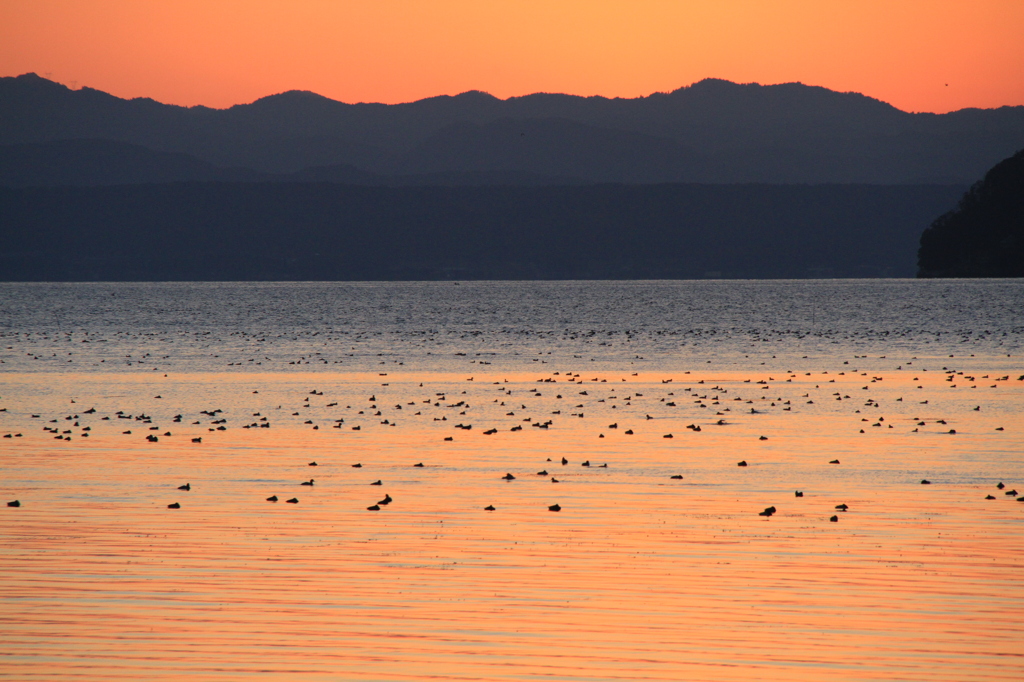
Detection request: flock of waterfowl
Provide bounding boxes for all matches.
[5,361,1019,520]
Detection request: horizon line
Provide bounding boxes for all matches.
[11,71,1016,116]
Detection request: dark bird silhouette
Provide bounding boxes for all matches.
[670,475,683,479]
[737,460,747,467]
[301,479,314,486]
[484,505,495,511]
[378,494,392,505]
[167,502,180,509]
[830,515,839,522]
[267,495,278,502]
[985,494,996,500]
[414,462,424,467]
[548,504,561,512]
[367,504,380,511]
[371,480,382,485]
[795,491,803,497]
[561,457,568,465]
[286,498,298,503]
[352,463,362,468]
[759,506,776,517]
[835,503,849,511]
[759,435,768,440]
[551,477,559,483]
[7,500,21,507]
[309,461,317,466]
[830,459,840,464]
[920,479,931,485]
[997,482,1005,489]
[178,483,190,491]
[502,473,516,480]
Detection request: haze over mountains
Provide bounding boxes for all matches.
[3,73,1023,186]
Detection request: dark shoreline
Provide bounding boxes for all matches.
[1,182,963,282]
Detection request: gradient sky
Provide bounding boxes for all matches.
[2,0,1022,113]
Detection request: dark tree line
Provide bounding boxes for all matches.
[919,149,1024,277]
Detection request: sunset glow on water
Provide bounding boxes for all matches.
[2,281,1022,680]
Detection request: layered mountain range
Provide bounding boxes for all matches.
[3,73,1023,186]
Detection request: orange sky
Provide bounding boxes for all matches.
[1,0,1022,113]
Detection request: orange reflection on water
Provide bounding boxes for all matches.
[1,367,1023,680]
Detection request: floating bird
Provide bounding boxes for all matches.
[758,506,776,517]
[352,463,362,468]
[997,482,1005,489]
[548,504,561,512]
[367,504,380,511]
[414,462,424,467]
[835,503,849,511]
[178,483,190,491]
[484,505,495,511]
[759,436,768,440]
[670,475,683,479]
[920,479,931,485]
[7,500,20,507]
[561,457,568,465]
[267,495,278,502]
[191,437,202,443]
[551,477,559,483]
[309,461,317,466]
[286,498,298,503]
[985,495,996,500]
[167,502,180,509]
[301,479,314,486]
[830,459,840,464]
[795,491,803,497]
[830,515,839,522]
[502,473,516,480]
[378,494,392,505]
[371,480,382,486]
[737,460,748,467]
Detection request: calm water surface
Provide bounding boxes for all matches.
[1,280,1023,681]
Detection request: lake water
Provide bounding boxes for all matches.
[2,280,1023,681]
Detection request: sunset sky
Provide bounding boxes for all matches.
[1,0,1022,113]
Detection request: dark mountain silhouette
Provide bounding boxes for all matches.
[918,149,1024,277]
[0,139,267,186]
[2,73,1022,184]
[1,182,963,281]
[0,139,584,187]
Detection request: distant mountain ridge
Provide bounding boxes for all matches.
[2,73,1023,185]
